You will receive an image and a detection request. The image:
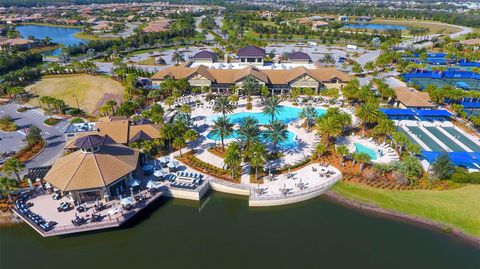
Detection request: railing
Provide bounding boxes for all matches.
[249,175,341,201]
[208,177,250,190]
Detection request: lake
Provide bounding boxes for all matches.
[0,193,478,269]
[344,23,408,31]
[17,25,86,56]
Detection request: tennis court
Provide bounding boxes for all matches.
[408,77,480,90]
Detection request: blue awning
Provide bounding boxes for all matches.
[379,108,415,116]
[422,151,480,168]
[413,109,453,117]
[461,102,480,109]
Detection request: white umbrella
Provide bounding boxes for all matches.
[153,170,166,178]
[159,156,170,163]
[168,161,179,169]
[128,179,140,187]
[146,180,157,189]
[120,197,134,206]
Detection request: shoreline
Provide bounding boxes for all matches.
[324,190,480,248]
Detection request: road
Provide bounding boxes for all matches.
[0,103,68,172]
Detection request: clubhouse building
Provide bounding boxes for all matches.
[43,134,140,203]
[152,46,351,94]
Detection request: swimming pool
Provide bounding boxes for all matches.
[207,130,298,149]
[209,106,326,125]
[354,142,378,160]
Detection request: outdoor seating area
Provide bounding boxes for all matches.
[252,164,341,199]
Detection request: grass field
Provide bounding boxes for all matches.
[372,19,463,35]
[26,74,124,115]
[332,181,480,237]
[73,31,118,41]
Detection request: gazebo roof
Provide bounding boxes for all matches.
[74,134,104,149]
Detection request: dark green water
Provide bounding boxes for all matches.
[1,193,479,269]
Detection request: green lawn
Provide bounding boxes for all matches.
[73,32,118,41]
[331,181,480,237]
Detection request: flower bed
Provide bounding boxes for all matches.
[177,151,240,182]
[44,118,60,126]
[207,147,226,158]
[15,139,45,162]
[16,107,29,113]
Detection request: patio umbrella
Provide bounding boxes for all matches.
[128,179,140,187]
[153,170,166,178]
[143,164,154,172]
[159,156,170,163]
[146,180,157,189]
[168,161,179,169]
[120,197,134,206]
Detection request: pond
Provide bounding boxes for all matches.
[344,23,409,31]
[17,25,86,56]
[0,193,478,269]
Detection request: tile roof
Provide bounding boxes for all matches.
[44,141,139,192]
[237,46,266,57]
[288,51,311,60]
[394,87,435,108]
[152,65,351,85]
[192,50,217,60]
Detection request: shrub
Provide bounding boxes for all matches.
[17,107,28,112]
[450,167,480,184]
[44,118,60,126]
[0,115,17,131]
[70,117,85,124]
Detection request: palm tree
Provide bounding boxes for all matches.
[319,54,335,66]
[1,158,24,182]
[355,101,380,135]
[354,152,371,171]
[392,131,408,154]
[0,177,18,204]
[211,116,234,150]
[171,50,185,64]
[264,120,288,154]
[262,95,283,122]
[299,106,318,132]
[224,142,242,179]
[173,137,187,156]
[213,96,235,116]
[105,99,117,115]
[237,116,261,151]
[183,129,198,151]
[160,123,176,152]
[372,117,395,142]
[316,115,342,146]
[336,145,350,167]
[249,141,267,180]
[242,76,258,109]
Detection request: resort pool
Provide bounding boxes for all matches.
[207,130,298,149]
[343,23,408,31]
[210,106,326,125]
[354,142,378,160]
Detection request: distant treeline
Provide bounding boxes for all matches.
[304,5,480,28]
[0,0,226,8]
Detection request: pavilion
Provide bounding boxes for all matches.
[43,134,140,203]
